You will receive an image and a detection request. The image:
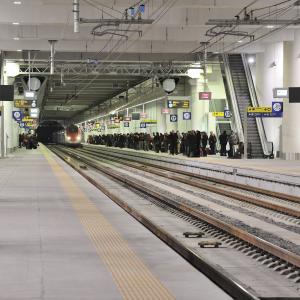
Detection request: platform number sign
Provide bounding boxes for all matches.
[224,110,232,118]
[124,122,130,128]
[183,112,191,120]
[170,114,178,122]
[140,122,146,128]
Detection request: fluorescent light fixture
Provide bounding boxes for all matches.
[13,1,22,4]
[248,57,255,64]
[187,63,202,79]
[238,40,243,43]
[17,49,22,52]
[13,37,20,40]
[266,25,274,29]
[6,62,19,77]
[13,22,20,25]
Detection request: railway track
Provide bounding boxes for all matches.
[49,145,300,299]
[80,145,300,221]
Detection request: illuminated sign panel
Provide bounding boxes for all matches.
[167,100,189,109]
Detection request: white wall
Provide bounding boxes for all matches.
[255,42,284,153]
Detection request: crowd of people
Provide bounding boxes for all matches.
[19,133,38,149]
[87,130,242,158]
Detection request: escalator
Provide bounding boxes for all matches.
[223,54,265,158]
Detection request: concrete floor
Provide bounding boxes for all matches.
[0,147,232,300]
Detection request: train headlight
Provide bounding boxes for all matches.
[67,136,71,141]
[76,135,81,141]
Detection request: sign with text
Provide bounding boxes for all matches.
[247,106,272,113]
[140,112,147,119]
[140,122,146,128]
[14,99,33,108]
[142,119,157,124]
[124,116,132,122]
[224,110,232,118]
[167,100,189,109]
[123,122,130,128]
[247,102,283,118]
[212,112,224,117]
[199,92,212,100]
[273,88,288,99]
[161,108,171,114]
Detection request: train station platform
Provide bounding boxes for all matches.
[84,144,300,197]
[0,146,232,300]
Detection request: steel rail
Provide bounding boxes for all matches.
[79,146,300,217]
[52,146,300,269]
[84,144,300,203]
[49,145,260,300]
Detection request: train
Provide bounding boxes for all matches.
[52,124,83,147]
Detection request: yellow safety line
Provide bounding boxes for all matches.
[40,145,174,300]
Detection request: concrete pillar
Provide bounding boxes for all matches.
[166,108,178,132]
[156,100,166,133]
[189,78,210,132]
[281,36,300,159]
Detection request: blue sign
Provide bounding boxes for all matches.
[224,110,232,118]
[140,122,146,128]
[183,112,191,120]
[170,114,178,122]
[272,101,283,114]
[12,110,22,121]
[19,122,25,128]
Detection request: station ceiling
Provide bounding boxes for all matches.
[1,0,299,121]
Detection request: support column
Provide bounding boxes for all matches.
[189,78,210,132]
[156,99,166,133]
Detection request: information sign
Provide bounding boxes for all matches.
[247,102,283,118]
[142,119,157,124]
[273,88,288,99]
[132,113,140,120]
[247,106,272,113]
[170,114,178,122]
[199,92,212,100]
[12,111,22,121]
[224,110,232,118]
[183,112,191,120]
[140,122,146,128]
[14,99,33,108]
[124,122,130,128]
[167,100,189,109]
[212,112,224,117]
[124,116,132,122]
[161,108,171,114]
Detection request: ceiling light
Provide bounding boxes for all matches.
[13,1,22,4]
[238,40,243,43]
[12,22,20,25]
[187,63,202,79]
[266,25,274,29]
[6,62,20,77]
[248,57,255,64]
[13,37,20,40]
[17,49,22,52]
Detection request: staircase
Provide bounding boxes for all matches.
[227,54,264,158]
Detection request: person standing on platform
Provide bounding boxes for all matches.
[153,132,160,153]
[219,131,228,156]
[209,132,217,155]
[201,132,208,157]
[228,130,238,158]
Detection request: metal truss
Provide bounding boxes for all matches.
[18,61,201,77]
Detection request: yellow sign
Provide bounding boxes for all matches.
[247,106,272,113]
[212,112,224,117]
[22,117,35,122]
[14,99,32,108]
[141,119,157,124]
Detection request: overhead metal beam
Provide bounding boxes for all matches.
[206,19,300,26]
[18,61,199,77]
[80,18,154,25]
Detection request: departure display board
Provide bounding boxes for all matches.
[14,99,33,108]
[289,87,300,103]
[167,100,189,109]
